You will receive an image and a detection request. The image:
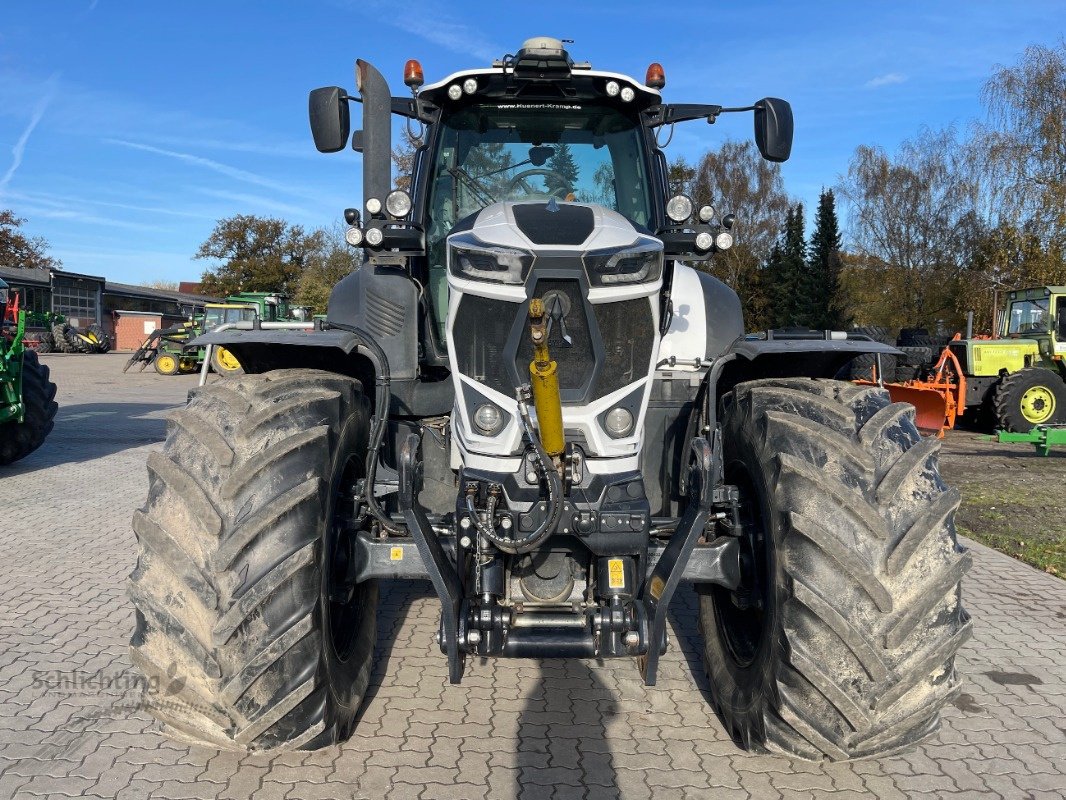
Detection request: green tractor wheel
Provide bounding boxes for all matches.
[0,350,59,465]
[992,367,1066,432]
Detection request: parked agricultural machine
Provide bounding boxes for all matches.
[852,286,1066,437]
[124,292,311,376]
[0,278,58,465]
[127,38,970,760]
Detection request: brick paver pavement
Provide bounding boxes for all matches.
[0,353,1063,799]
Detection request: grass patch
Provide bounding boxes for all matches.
[957,524,1065,577]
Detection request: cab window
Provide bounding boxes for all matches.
[1006,298,1049,335]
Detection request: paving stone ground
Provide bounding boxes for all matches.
[0,353,1063,799]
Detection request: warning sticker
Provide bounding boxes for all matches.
[390,547,404,562]
[607,558,625,590]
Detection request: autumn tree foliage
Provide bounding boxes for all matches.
[0,210,61,271]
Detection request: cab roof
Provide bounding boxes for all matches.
[419,67,662,114]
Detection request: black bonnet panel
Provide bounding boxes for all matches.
[512,203,594,245]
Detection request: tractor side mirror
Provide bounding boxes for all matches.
[754,97,793,163]
[309,86,351,153]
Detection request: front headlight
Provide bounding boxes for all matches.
[583,240,663,285]
[448,235,534,285]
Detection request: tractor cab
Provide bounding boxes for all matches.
[203,303,258,329]
[1001,286,1066,356]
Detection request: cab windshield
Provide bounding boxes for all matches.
[428,103,652,239]
[204,306,257,328]
[1006,298,1049,335]
[424,102,653,340]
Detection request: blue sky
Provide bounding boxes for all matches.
[0,1,1062,284]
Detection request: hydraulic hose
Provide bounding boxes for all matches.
[322,321,402,535]
[469,387,561,555]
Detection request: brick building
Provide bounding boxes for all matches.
[0,266,219,350]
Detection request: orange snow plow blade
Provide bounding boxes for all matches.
[856,340,966,438]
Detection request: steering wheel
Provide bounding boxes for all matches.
[504,167,571,200]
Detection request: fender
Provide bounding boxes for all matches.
[717,335,902,395]
[189,328,453,416]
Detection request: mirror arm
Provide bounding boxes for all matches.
[645,103,766,128]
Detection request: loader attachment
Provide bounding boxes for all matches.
[883,382,955,437]
[855,339,966,437]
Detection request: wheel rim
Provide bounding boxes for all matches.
[157,355,176,373]
[326,453,365,662]
[712,461,772,669]
[1020,385,1055,423]
[215,347,241,371]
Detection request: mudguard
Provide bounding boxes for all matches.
[719,335,902,392]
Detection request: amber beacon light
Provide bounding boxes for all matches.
[645,62,665,89]
[404,59,424,88]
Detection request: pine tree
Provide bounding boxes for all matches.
[767,204,809,328]
[545,143,580,195]
[807,188,850,329]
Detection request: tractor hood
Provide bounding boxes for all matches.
[452,201,657,255]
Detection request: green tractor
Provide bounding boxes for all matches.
[0,278,58,465]
[124,292,312,376]
[949,285,1066,431]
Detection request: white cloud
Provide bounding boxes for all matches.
[193,188,312,218]
[864,72,908,89]
[102,138,311,198]
[0,72,60,193]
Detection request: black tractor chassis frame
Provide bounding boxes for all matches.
[394,431,738,685]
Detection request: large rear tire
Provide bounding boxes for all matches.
[128,369,378,750]
[699,378,971,761]
[0,350,58,465]
[992,367,1066,432]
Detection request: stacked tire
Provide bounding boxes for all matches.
[52,323,77,353]
[894,346,933,382]
[49,322,112,354]
[843,326,896,381]
[87,323,111,353]
[35,331,56,354]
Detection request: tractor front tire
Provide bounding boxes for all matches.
[210,346,245,377]
[153,353,181,376]
[0,350,58,465]
[699,378,971,761]
[992,367,1066,432]
[128,369,378,751]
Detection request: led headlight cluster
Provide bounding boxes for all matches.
[583,239,663,285]
[448,235,534,285]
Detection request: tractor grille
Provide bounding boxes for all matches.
[949,341,968,373]
[452,294,516,393]
[452,280,655,404]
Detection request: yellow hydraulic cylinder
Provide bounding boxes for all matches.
[527,298,565,459]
